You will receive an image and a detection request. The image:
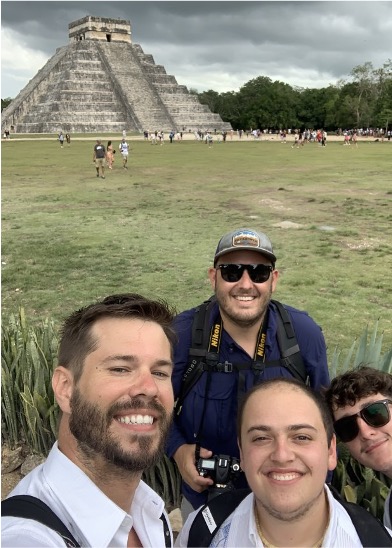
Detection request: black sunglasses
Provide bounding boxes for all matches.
[334,399,392,442]
[217,264,273,284]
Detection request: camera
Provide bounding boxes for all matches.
[196,454,241,487]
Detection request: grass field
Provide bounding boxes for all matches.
[2,135,391,363]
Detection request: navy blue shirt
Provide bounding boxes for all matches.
[166,299,329,509]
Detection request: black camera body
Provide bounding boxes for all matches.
[197,454,241,487]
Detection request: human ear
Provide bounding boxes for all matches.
[271,269,279,292]
[52,366,74,414]
[208,266,217,289]
[327,434,338,471]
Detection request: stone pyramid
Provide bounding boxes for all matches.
[2,16,231,134]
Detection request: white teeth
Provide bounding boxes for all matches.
[270,473,300,481]
[117,415,154,425]
[236,296,254,301]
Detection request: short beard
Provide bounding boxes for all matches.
[215,282,272,328]
[69,387,172,473]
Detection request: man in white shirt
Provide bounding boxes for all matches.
[176,378,392,546]
[2,293,176,547]
[325,366,392,529]
[119,138,129,169]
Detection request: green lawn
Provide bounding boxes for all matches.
[2,137,391,362]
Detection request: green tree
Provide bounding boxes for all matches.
[198,89,223,113]
[1,97,13,111]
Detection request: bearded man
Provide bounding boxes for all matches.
[2,294,176,547]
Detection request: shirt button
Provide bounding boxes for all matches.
[122,516,133,529]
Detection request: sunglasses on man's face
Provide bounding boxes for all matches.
[333,399,392,442]
[217,263,273,284]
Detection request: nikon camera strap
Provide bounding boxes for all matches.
[174,297,308,416]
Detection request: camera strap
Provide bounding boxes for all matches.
[175,298,308,421]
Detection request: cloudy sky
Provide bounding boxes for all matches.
[1,1,391,99]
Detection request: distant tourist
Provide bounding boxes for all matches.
[93,140,106,179]
[205,132,213,147]
[65,133,71,146]
[106,140,115,169]
[58,132,64,148]
[119,138,129,169]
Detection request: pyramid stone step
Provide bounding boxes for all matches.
[2,15,231,133]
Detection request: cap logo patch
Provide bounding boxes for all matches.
[232,231,259,248]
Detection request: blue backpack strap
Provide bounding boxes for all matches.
[1,495,80,547]
[271,299,308,383]
[174,297,216,416]
[187,488,250,547]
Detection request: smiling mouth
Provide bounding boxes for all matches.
[268,472,302,481]
[116,414,154,425]
[234,296,255,301]
[364,439,387,454]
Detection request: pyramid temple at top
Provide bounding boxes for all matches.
[2,15,231,133]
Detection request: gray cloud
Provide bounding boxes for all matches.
[1,1,391,99]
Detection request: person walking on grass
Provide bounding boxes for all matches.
[2,293,176,547]
[119,138,129,169]
[106,140,115,170]
[93,139,106,179]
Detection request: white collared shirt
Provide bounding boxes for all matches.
[1,442,172,547]
[175,485,392,547]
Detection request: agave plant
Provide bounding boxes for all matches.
[329,320,392,378]
[1,308,59,453]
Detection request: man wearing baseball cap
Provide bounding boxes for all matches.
[166,228,329,516]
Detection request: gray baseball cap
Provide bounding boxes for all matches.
[214,228,276,265]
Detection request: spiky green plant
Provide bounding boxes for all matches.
[1,309,59,453]
[329,320,392,377]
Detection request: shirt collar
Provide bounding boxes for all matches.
[43,443,164,546]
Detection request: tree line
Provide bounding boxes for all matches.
[2,60,391,132]
[194,60,392,132]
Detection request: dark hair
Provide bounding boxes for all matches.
[324,365,392,411]
[58,293,176,383]
[107,140,112,146]
[237,378,334,446]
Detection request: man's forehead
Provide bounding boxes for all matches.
[244,386,320,419]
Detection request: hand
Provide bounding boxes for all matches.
[173,444,214,493]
